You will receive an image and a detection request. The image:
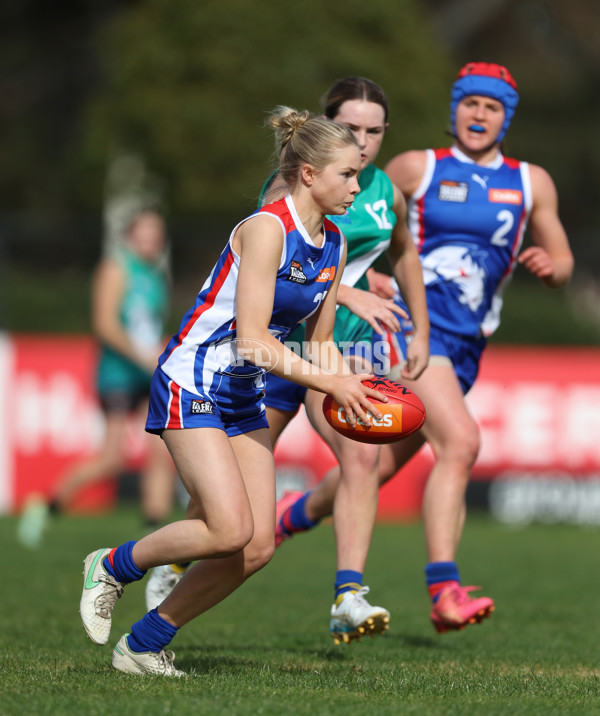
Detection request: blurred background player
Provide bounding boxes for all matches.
[18,210,177,548]
[273,62,574,634]
[78,106,389,677]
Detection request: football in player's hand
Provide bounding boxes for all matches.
[322,377,426,444]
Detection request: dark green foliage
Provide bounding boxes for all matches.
[77,0,450,215]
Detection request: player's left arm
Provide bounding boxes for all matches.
[519,164,574,288]
[385,183,430,380]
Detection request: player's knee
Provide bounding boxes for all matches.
[443,423,480,469]
[340,443,380,474]
[206,513,254,556]
[244,537,275,576]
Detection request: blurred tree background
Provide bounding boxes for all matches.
[1,0,599,344]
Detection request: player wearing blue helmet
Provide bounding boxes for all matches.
[274,62,574,634]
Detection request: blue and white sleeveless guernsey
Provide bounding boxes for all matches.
[146,194,345,435]
[407,146,532,338]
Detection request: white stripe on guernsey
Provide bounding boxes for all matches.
[407,150,436,245]
[411,149,436,201]
[340,239,391,288]
[450,145,504,170]
[520,161,533,213]
[162,262,241,396]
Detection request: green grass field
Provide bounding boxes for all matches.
[1,508,598,715]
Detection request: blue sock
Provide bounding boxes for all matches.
[335,569,363,600]
[281,492,319,534]
[103,541,147,584]
[425,561,460,603]
[127,608,179,653]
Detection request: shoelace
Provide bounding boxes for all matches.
[351,586,371,606]
[95,574,124,618]
[157,649,178,674]
[446,585,481,606]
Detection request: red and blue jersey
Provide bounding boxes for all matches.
[407,146,532,338]
[158,195,344,409]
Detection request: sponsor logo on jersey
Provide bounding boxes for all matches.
[190,400,214,415]
[488,188,523,205]
[287,260,307,284]
[438,180,469,202]
[316,266,336,282]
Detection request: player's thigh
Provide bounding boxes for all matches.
[401,362,478,454]
[162,427,249,520]
[304,388,380,470]
[266,406,297,447]
[229,428,276,541]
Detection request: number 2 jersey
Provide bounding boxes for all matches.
[407,145,532,338]
[156,194,345,412]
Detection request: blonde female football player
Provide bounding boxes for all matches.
[79,106,389,676]
[145,78,430,644]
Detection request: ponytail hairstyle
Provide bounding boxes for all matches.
[268,105,357,188]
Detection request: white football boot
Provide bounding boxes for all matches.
[329,586,390,644]
[112,634,185,677]
[145,564,186,612]
[80,548,124,645]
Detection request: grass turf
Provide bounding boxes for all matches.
[1,508,598,715]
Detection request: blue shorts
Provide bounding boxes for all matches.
[379,320,486,395]
[146,366,269,437]
[263,371,307,413]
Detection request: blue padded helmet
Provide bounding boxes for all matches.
[450,62,519,142]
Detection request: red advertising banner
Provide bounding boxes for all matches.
[1,335,147,513]
[1,335,599,521]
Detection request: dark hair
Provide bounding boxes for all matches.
[322,77,389,123]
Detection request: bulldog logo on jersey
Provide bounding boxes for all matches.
[439,180,469,203]
[287,261,307,284]
[421,245,487,312]
[190,400,214,415]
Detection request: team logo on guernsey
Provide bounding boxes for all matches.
[190,400,214,415]
[287,260,307,284]
[316,266,336,282]
[488,188,522,204]
[439,180,469,202]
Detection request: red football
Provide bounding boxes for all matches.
[322,377,426,444]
